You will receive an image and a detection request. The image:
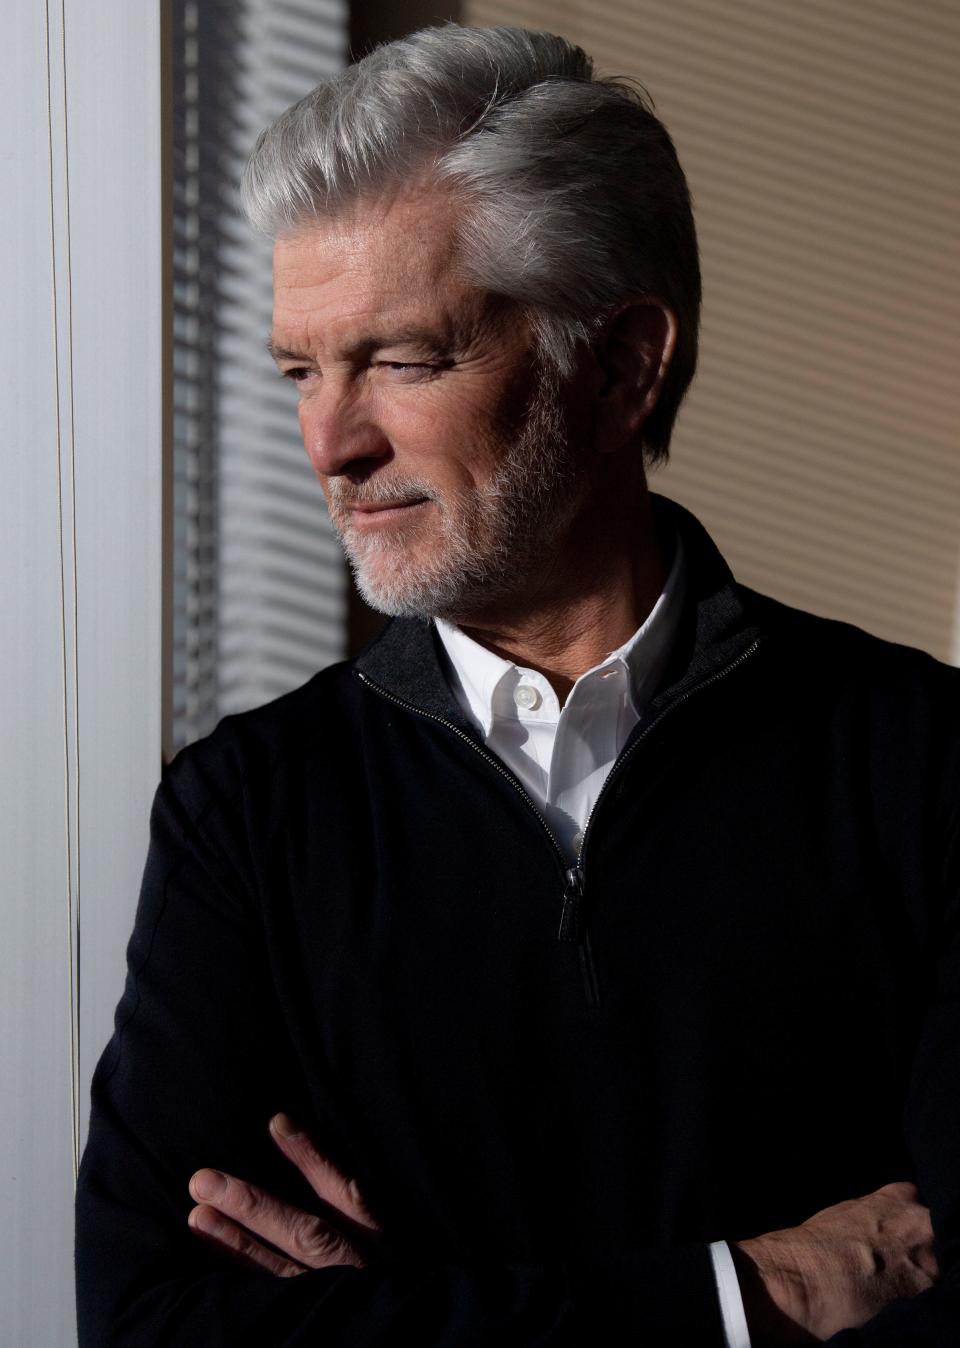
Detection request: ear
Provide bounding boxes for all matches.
[591,300,678,453]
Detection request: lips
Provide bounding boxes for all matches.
[345,497,431,524]
[349,498,428,512]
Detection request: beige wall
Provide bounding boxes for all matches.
[464,0,960,661]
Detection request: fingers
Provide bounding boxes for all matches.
[870,1183,935,1248]
[269,1114,381,1235]
[187,1202,307,1278]
[873,1181,921,1204]
[185,1117,380,1280]
[873,1184,938,1293]
[850,1182,939,1299]
[909,1239,940,1284]
[188,1167,367,1270]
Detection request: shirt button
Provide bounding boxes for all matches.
[514,684,541,711]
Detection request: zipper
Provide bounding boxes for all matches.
[557,866,602,1008]
[558,866,582,941]
[559,636,763,1008]
[357,634,761,1012]
[356,671,602,1006]
[355,670,568,867]
[574,636,763,867]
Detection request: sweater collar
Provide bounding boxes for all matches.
[353,494,762,725]
[431,533,687,737]
[643,495,763,716]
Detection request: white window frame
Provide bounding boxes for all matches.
[2,3,164,1343]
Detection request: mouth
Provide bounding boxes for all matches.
[345,497,431,525]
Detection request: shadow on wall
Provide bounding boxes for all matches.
[352,0,462,59]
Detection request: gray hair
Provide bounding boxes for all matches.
[241,24,700,463]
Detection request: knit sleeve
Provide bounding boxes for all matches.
[822,697,960,1346]
[75,766,728,1347]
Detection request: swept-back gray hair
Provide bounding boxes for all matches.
[241,24,700,463]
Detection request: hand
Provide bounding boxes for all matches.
[732,1181,938,1344]
[187,1113,382,1277]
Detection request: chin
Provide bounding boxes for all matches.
[349,552,485,621]
[350,552,441,619]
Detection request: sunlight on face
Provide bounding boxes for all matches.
[333,360,582,620]
[270,189,592,622]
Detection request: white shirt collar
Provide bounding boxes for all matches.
[435,533,686,736]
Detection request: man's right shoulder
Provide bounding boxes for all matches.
[161,652,369,820]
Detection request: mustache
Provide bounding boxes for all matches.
[326,476,437,511]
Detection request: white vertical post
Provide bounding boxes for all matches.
[1,3,164,1344]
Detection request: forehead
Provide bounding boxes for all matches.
[271,188,478,345]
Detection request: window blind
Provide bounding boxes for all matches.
[170,0,348,757]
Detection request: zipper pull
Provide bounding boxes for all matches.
[558,866,584,942]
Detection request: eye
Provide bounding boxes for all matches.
[376,361,443,381]
[280,366,315,383]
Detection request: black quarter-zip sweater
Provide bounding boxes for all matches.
[76,497,960,1345]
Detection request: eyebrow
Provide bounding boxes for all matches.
[266,339,310,363]
[266,327,452,365]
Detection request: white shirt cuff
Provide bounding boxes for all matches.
[709,1240,751,1348]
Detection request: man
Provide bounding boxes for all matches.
[76,23,959,1346]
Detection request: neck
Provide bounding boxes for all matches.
[453,480,667,704]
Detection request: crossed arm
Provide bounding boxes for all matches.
[187,1116,937,1345]
[77,761,960,1346]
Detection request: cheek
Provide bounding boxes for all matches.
[384,397,485,487]
[368,375,531,491]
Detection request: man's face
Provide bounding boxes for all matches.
[270,188,593,621]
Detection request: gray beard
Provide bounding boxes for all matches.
[326,365,585,622]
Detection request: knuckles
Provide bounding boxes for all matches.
[296,1215,358,1267]
[224,1177,261,1222]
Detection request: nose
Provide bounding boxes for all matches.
[298,380,391,483]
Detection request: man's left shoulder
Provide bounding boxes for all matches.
[743,584,956,676]
[740,584,960,720]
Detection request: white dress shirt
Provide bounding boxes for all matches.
[433,535,752,1348]
[435,538,685,863]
